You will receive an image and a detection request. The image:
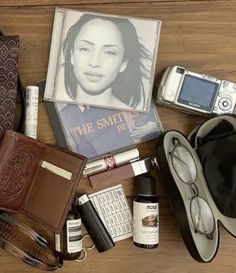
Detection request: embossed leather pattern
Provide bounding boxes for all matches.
[0,130,87,232]
[0,130,44,212]
[0,36,20,138]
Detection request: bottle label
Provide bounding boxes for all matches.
[66,219,82,253]
[55,233,61,252]
[25,86,39,139]
[133,201,159,245]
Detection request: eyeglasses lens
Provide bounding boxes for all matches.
[171,142,215,239]
[172,146,197,183]
[190,197,215,237]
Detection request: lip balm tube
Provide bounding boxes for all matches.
[24,86,39,139]
[77,194,115,253]
[89,157,157,189]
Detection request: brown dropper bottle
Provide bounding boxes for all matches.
[133,175,159,249]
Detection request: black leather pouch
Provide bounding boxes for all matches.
[156,115,236,263]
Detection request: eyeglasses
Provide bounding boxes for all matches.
[169,138,215,240]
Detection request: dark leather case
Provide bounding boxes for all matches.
[0,130,87,232]
[156,115,236,262]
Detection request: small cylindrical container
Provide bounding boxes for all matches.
[77,194,115,253]
[24,85,39,139]
[55,204,82,260]
[133,175,159,248]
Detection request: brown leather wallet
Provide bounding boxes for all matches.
[0,130,87,232]
[0,35,20,138]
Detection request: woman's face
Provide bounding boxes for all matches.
[71,18,127,95]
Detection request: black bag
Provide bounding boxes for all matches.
[156,115,236,263]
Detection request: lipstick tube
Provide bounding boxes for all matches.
[83,148,139,176]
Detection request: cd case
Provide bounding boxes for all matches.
[44,8,161,112]
[41,79,163,160]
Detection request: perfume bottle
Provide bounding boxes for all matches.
[133,175,159,249]
[55,204,82,260]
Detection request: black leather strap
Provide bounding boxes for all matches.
[16,77,26,133]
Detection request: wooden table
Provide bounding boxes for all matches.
[1,0,236,272]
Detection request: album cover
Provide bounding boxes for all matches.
[43,96,163,160]
[44,8,161,112]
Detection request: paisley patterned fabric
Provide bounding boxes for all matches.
[0,36,19,138]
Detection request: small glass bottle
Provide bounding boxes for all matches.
[55,204,82,260]
[133,175,159,249]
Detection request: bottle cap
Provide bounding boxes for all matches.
[135,175,156,196]
[26,85,39,94]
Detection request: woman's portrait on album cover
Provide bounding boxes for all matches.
[44,9,161,112]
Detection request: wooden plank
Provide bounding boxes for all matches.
[0,1,234,88]
[1,1,236,273]
[0,0,225,7]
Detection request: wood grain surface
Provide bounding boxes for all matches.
[1,1,236,272]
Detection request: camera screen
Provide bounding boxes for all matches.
[177,75,219,111]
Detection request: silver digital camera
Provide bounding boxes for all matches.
[156,65,236,115]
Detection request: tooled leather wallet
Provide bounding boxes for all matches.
[0,130,87,232]
[0,35,20,138]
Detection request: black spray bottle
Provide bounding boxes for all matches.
[133,175,159,248]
